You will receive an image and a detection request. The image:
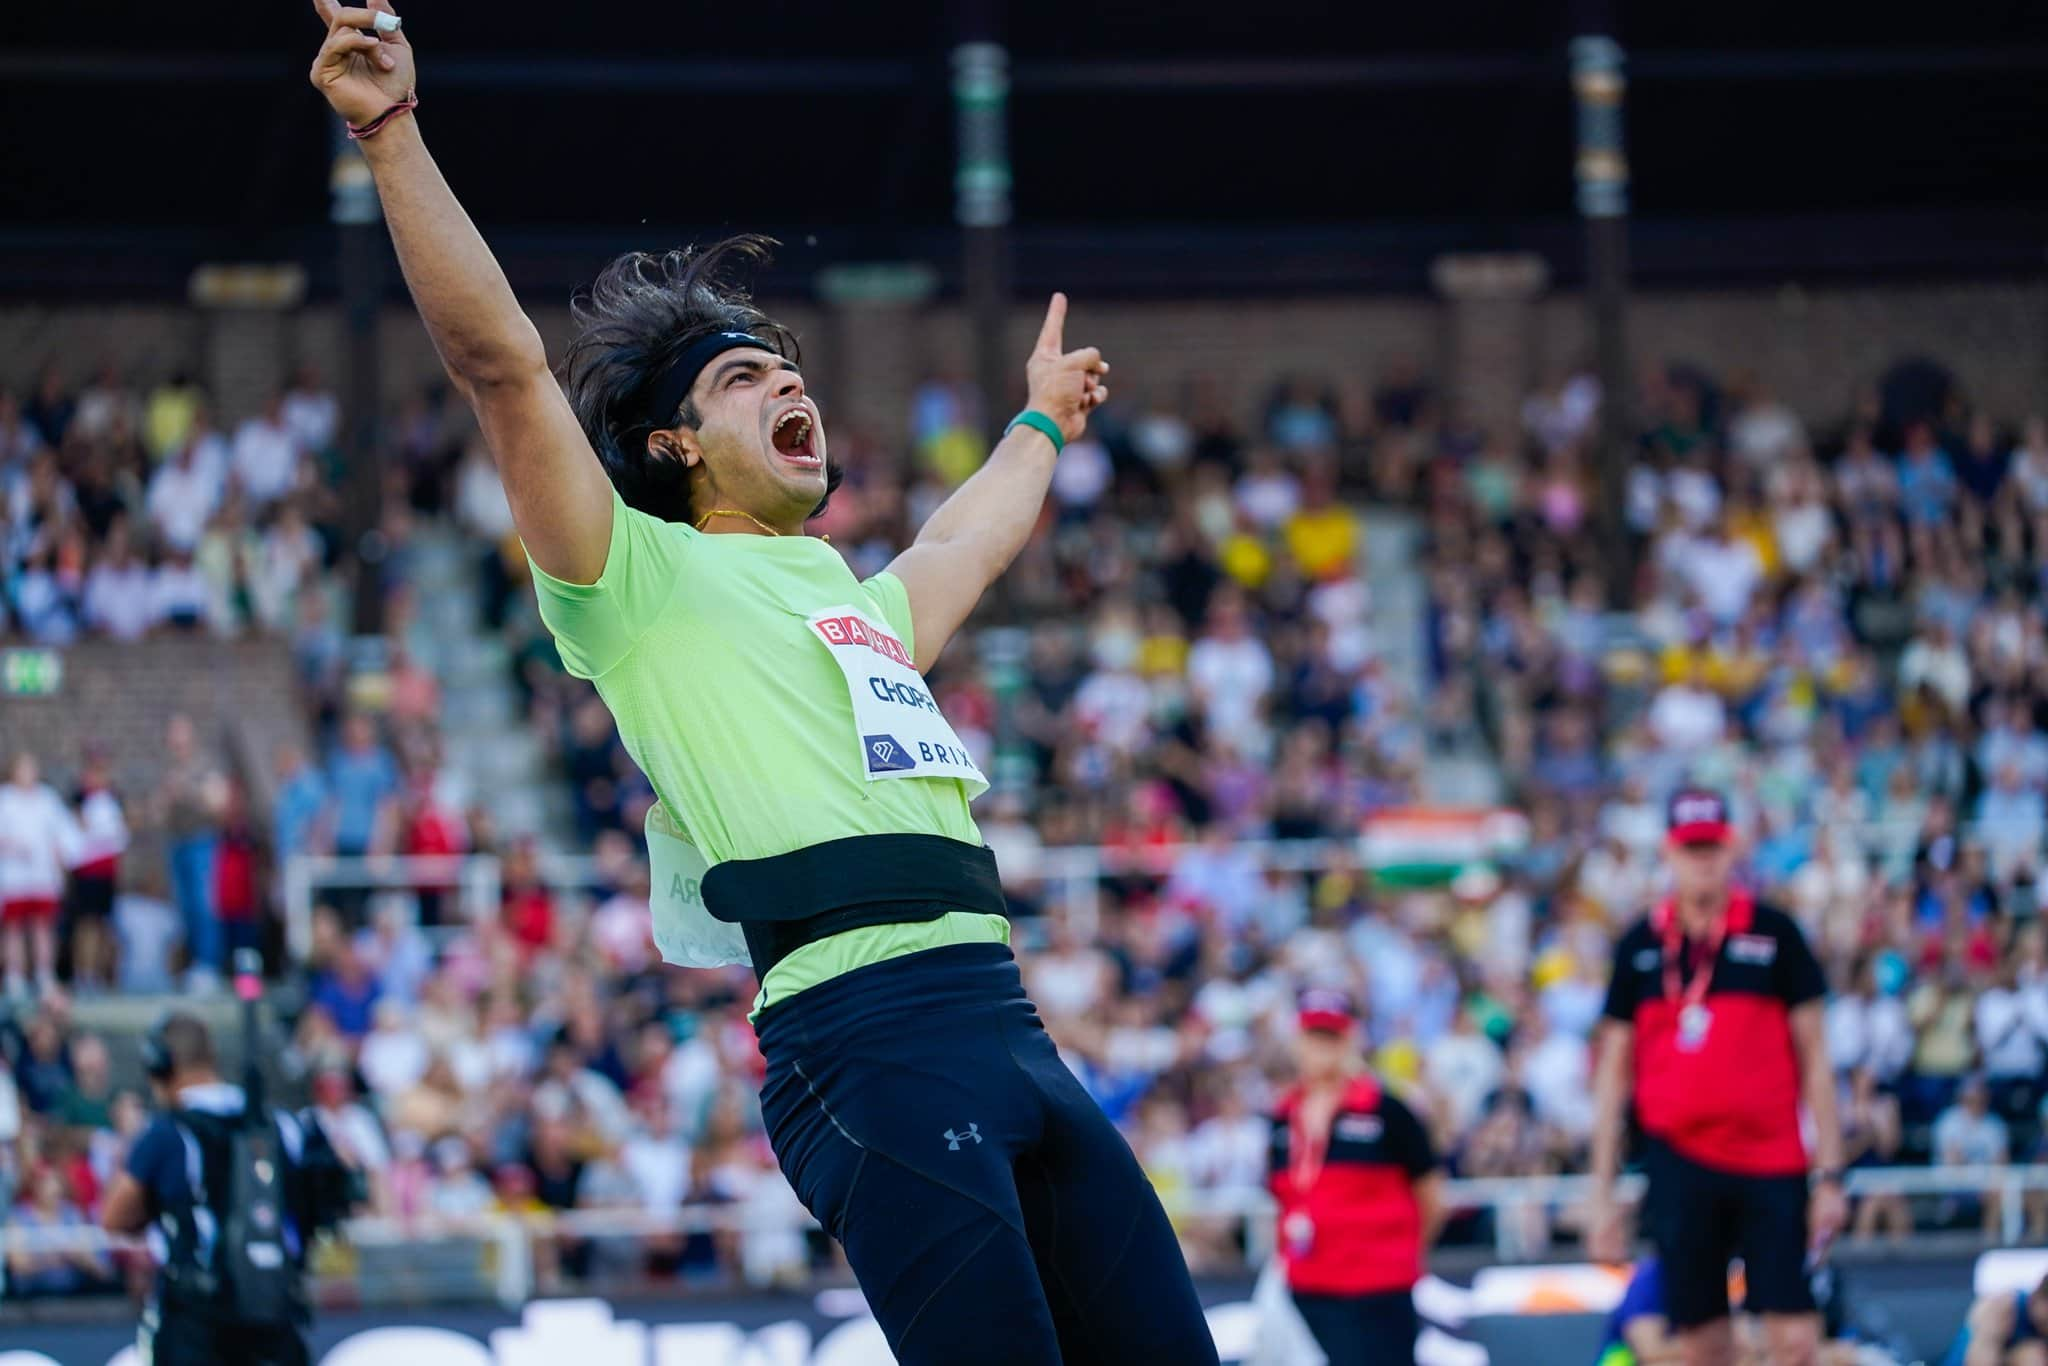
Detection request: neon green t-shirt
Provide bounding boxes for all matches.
[529,490,1008,1009]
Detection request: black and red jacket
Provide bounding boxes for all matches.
[1601,889,1826,1176]
[1268,1074,1437,1296]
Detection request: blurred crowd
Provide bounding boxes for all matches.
[1419,358,2048,1242]
[0,363,339,645]
[5,341,2048,1295]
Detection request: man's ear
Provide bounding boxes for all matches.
[647,427,702,470]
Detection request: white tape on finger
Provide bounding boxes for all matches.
[373,12,402,32]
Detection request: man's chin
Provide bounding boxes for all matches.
[774,461,828,496]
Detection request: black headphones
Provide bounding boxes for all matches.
[140,1015,175,1081]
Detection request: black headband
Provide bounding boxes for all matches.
[629,331,779,447]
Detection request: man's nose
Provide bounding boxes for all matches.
[774,370,805,401]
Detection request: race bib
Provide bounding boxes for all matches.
[807,606,989,798]
[644,802,750,969]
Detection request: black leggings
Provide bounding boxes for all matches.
[757,942,1218,1366]
[1293,1288,1420,1366]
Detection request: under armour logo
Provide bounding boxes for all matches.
[943,1123,982,1151]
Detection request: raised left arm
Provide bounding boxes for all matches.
[887,293,1107,673]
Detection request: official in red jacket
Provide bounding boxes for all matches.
[1589,788,1847,1366]
[1269,990,1445,1366]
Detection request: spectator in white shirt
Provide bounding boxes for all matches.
[1769,462,1835,577]
[247,501,324,632]
[1233,447,1302,531]
[978,789,1045,910]
[1976,960,2048,1113]
[149,548,210,633]
[1025,915,1117,1021]
[281,365,340,455]
[1646,661,1727,756]
[310,1067,395,1209]
[183,408,233,487]
[2009,415,2048,513]
[1517,1012,1593,1142]
[1423,1005,1506,1134]
[145,440,222,552]
[1129,397,1194,472]
[0,752,82,998]
[68,749,129,992]
[1187,588,1275,751]
[1977,763,2048,882]
[1178,1079,1269,1264]
[1049,434,1112,515]
[1977,698,2048,792]
[1072,605,1154,756]
[1725,374,1809,470]
[1665,455,1722,532]
[10,545,81,645]
[1933,1076,2011,1236]
[69,362,135,443]
[426,1138,495,1222]
[232,394,302,508]
[1680,519,1764,626]
[620,1091,693,1215]
[1522,368,1601,457]
[359,1000,432,1101]
[1834,424,1898,521]
[1899,620,1972,717]
[81,524,155,641]
[452,438,515,541]
[1184,1082,1269,1199]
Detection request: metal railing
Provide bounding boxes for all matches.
[280,811,2018,960]
[10,1164,2048,1307]
[282,836,1381,956]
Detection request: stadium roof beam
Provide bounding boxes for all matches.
[5,47,2047,91]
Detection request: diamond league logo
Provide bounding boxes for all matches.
[862,734,915,773]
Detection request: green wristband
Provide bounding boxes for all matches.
[1005,409,1065,454]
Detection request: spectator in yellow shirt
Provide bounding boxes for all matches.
[1285,462,1359,582]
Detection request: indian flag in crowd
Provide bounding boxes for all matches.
[1362,807,1529,887]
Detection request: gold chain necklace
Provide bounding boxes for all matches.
[693,507,783,536]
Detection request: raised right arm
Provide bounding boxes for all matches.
[309,0,613,584]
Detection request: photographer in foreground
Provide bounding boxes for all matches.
[100,991,357,1365]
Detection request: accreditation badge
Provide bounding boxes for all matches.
[644,801,751,969]
[1676,1002,1714,1052]
[806,605,990,797]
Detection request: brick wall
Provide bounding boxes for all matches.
[2,277,2042,440]
[0,638,311,889]
[1536,281,2048,426]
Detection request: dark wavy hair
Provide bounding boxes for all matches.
[561,235,839,524]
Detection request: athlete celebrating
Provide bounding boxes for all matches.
[306,5,1217,1363]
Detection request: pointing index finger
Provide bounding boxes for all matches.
[319,5,381,30]
[1035,292,1067,357]
[310,0,341,23]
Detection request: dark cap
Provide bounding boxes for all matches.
[1666,787,1734,846]
[1297,988,1357,1035]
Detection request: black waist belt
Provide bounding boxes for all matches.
[700,833,1007,980]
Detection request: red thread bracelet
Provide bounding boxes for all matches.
[347,90,418,141]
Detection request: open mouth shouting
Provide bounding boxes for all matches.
[770,404,822,469]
